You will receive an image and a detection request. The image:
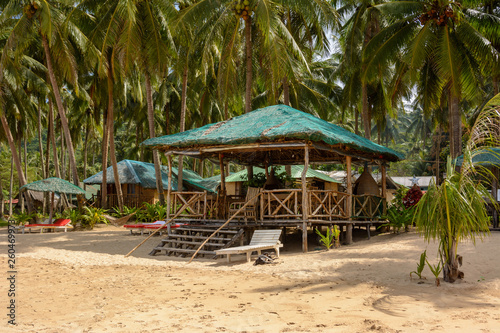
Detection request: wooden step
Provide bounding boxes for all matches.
[161,240,226,247]
[167,235,230,241]
[153,247,215,255]
[175,227,238,234]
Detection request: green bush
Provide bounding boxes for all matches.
[81,207,108,229]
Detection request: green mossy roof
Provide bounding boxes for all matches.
[225,166,341,184]
[20,177,85,195]
[142,105,403,161]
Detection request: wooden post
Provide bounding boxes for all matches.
[219,154,226,219]
[492,167,499,228]
[167,154,172,219]
[301,145,309,252]
[346,156,353,244]
[381,164,387,215]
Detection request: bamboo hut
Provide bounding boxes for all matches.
[142,105,404,251]
[84,159,218,208]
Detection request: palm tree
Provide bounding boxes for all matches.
[363,0,499,158]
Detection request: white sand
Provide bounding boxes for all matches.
[1,225,499,332]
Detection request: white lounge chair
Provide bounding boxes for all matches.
[215,229,283,263]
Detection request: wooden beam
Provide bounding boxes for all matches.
[301,145,309,252]
[346,156,353,244]
[167,154,172,219]
[219,153,226,219]
[493,167,499,228]
[381,164,387,215]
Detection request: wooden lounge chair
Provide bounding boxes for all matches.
[19,219,73,234]
[228,187,261,222]
[214,229,283,263]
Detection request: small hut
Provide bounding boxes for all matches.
[224,165,341,196]
[84,159,218,208]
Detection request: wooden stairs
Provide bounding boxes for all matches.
[149,225,245,259]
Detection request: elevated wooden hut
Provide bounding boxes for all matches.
[143,105,403,251]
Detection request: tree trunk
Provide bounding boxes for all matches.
[283,77,290,106]
[242,15,254,203]
[0,170,4,217]
[60,127,65,180]
[83,117,89,191]
[355,109,359,135]
[9,156,13,216]
[0,115,32,213]
[37,102,47,213]
[101,105,109,208]
[145,71,165,205]
[449,92,462,159]
[18,141,24,214]
[42,35,80,188]
[178,66,188,191]
[42,35,83,210]
[443,237,463,283]
[107,58,124,212]
[362,83,370,139]
[49,99,62,179]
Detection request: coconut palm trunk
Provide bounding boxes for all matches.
[178,66,188,191]
[145,72,165,204]
[37,102,47,212]
[106,60,124,212]
[449,93,462,159]
[101,106,109,208]
[42,35,79,185]
[0,115,32,213]
[0,172,4,217]
[245,15,253,180]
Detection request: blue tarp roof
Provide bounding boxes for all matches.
[83,160,218,193]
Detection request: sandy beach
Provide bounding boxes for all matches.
[1,225,500,333]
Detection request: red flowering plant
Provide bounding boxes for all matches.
[403,184,423,208]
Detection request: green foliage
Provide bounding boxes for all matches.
[112,205,138,218]
[315,227,334,250]
[61,209,82,224]
[426,259,442,286]
[12,212,33,225]
[316,226,340,250]
[242,170,294,189]
[137,203,168,222]
[381,187,413,233]
[410,250,427,280]
[413,157,493,282]
[242,172,267,188]
[81,207,107,229]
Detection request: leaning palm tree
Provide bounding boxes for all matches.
[413,93,500,283]
[363,0,499,158]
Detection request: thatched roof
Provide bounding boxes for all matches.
[20,177,85,195]
[142,105,403,166]
[83,160,218,193]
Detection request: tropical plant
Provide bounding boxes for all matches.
[383,205,413,233]
[12,212,33,226]
[315,227,334,250]
[61,209,82,224]
[413,157,492,283]
[426,259,442,286]
[410,250,427,280]
[81,207,108,229]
